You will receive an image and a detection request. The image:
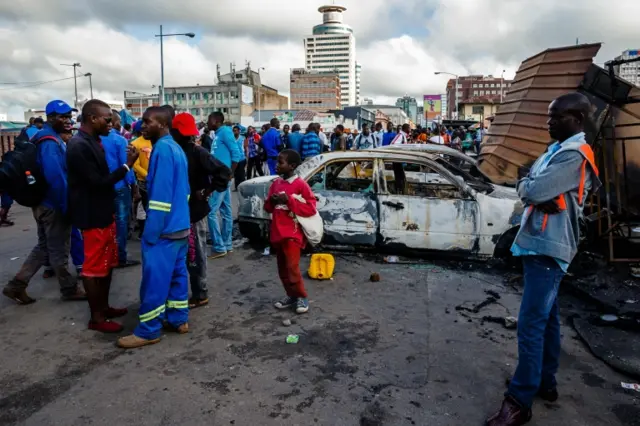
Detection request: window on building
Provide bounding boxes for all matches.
[473,91,479,96]
[480,91,485,95]
[473,84,478,88]
[190,108,200,116]
[472,106,484,115]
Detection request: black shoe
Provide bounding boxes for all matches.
[116,259,141,268]
[537,387,558,402]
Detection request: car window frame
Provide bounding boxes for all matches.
[304,156,377,193]
[375,155,476,200]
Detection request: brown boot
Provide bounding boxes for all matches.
[163,322,189,334]
[117,334,161,349]
[2,286,35,305]
[485,396,532,426]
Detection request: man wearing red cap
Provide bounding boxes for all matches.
[171,113,230,309]
[118,106,190,349]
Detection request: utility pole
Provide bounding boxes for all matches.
[61,63,81,107]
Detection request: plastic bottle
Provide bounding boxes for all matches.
[25,171,36,185]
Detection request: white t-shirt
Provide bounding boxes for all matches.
[319,131,329,147]
[391,131,408,145]
[429,135,445,145]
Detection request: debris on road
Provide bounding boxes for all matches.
[456,296,499,314]
[482,316,518,330]
[384,255,399,264]
[10,257,19,261]
[621,382,640,392]
[263,247,270,256]
[282,319,292,327]
[484,289,502,300]
[286,334,299,344]
[370,272,381,282]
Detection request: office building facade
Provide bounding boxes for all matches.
[304,4,360,106]
[290,68,341,111]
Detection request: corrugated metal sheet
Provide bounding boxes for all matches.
[478,43,603,184]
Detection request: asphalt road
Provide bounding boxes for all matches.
[0,205,638,426]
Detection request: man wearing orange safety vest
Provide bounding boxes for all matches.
[486,92,601,426]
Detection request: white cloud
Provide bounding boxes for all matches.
[0,0,639,120]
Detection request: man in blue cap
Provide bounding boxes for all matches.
[3,100,87,304]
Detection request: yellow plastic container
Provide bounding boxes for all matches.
[308,253,335,280]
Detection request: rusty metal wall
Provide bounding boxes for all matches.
[478,43,603,185]
[0,133,19,157]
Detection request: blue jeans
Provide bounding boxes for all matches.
[114,186,132,264]
[207,183,232,253]
[70,227,84,269]
[508,255,564,408]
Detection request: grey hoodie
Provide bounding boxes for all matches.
[512,132,601,264]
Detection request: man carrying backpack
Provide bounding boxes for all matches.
[3,100,87,305]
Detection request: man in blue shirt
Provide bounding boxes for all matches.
[287,123,304,155]
[102,110,139,268]
[4,100,86,304]
[26,117,44,139]
[382,122,397,146]
[261,118,284,175]
[207,112,243,258]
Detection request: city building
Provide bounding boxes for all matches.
[458,97,500,123]
[78,99,124,113]
[24,109,46,122]
[162,64,288,124]
[123,92,161,118]
[290,68,341,111]
[614,49,640,86]
[362,98,374,106]
[329,106,376,130]
[445,75,512,119]
[395,96,418,123]
[304,4,360,106]
[365,105,409,125]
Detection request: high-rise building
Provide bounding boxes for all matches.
[290,68,341,111]
[395,96,418,123]
[614,49,640,86]
[304,4,360,106]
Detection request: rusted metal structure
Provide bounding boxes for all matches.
[479,43,640,261]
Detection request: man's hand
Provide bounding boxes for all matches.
[535,200,560,214]
[271,193,288,205]
[126,146,139,168]
[517,166,530,180]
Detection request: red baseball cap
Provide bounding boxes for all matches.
[172,113,199,137]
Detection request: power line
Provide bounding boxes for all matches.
[0,76,80,91]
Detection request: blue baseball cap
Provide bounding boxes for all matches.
[133,120,143,133]
[45,100,77,116]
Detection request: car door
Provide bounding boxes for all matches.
[305,158,378,246]
[376,157,481,253]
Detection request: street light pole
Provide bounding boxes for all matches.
[435,71,459,119]
[85,73,93,99]
[61,63,81,107]
[155,25,196,106]
[500,69,506,103]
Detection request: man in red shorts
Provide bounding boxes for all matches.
[67,100,139,333]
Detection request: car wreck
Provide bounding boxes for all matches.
[238,146,524,259]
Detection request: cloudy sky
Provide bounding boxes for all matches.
[0,0,639,120]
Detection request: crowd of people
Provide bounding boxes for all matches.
[1,99,318,350]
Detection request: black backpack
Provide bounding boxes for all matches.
[0,136,55,207]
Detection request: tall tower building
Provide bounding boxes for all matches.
[304,4,360,106]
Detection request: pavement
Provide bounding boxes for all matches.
[0,205,639,426]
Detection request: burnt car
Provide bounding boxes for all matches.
[237,147,524,259]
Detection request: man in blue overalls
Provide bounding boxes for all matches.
[118,106,191,349]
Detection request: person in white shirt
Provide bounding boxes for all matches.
[354,124,377,150]
[374,122,384,148]
[318,126,329,151]
[391,123,410,145]
[429,132,445,144]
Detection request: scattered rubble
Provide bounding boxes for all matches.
[370,272,381,282]
[481,316,518,330]
[282,319,292,327]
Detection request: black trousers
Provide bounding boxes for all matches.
[234,159,247,189]
[247,157,264,179]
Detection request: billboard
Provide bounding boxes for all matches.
[241,85,254,105]
[423,95,442,121]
